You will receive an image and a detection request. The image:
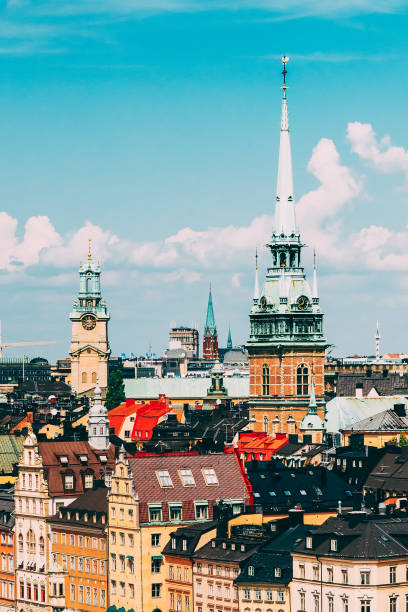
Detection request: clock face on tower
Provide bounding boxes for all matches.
[81,314,97,330]
[297,295,309,310]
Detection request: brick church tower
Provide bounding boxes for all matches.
[246,58,326,436]
[203,287,218,360]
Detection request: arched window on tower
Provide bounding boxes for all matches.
[279,252,286,267]
[18,534,23,552]
[263,416,268,433]
[262,365,270,396]
[296,364,309,395]
[91,372,97,384]
[27,529,36,554]
[82,372,87,384]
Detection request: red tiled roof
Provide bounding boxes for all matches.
[131,399,171,440]
[38,440,115,498]
[11,412,33,433]
[108,399,142,435]
[231,432,288,461]
[127,452,251,523]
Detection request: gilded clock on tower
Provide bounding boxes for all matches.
[81,314,97,330]
[297,295,308,310]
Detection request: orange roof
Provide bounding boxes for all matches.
[108,399,145,435]
[233,431,288,459]
[11,412,33,433]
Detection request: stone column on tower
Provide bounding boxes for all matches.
[246,57,327,438]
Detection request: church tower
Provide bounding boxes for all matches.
[247,58,326,436]
[203,286,219,360]
[69,241,111,394]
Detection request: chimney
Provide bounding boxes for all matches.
[288,507,305,526]
[378,502,387,515]
[347,510,367,528]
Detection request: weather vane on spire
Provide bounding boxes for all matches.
[255,248,258,270]
[88,238,92,259]
[281,56,289,91]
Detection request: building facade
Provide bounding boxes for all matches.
[0,493,15,612]
[247,58,326,436]
[203,289,218,361]
[69,243,111,394]
[169,328,199,360]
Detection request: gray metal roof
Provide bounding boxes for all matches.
[124,377,249,400]
[342,407,408,433]
[325,396,408,433]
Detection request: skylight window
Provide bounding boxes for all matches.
[202,468,218,485]
[179,469,195,486]
[60,456,68,464]
[314,487,323,496]
[156,470,173,487]
[300,489,307,496]
[79,455,88,463]
[284,490,291,496]
[99,455,108,463]
[269,491,276,497]
[253,492,260,498]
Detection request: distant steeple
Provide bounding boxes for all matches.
[204,285,216,335]
[274,56,297,237]
[227,325,232,350]
[312,249,318,300]
[88,386,110,451]
[307,378,317,415]
[253,249,260,301]
[375,320,381,362]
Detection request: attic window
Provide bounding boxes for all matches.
[248,566,254,576]
[253,492,260,498]
[211,541,216,548]
[240,544,245,552]
[306,537,313,549]
[222,542,226,549]
[231,543,236,550]
[179,469,195,486]
[330,539,337,552]
[269,491,276,497]
[314,488,323,496]
[99,455,108,463]
[300,489,307,496]
[275,567,281,577]
[79,455,88,463]
[156,470,173,488]
[284,490,291,496]
[202,468,218,485]
[60,456,68,465]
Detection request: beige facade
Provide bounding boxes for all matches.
[70,319,110,394]
[193,559,240,612]
[237,583,289,612]
[107,451,142,611]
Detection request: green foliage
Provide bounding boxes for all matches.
[105,370,125,411]
[388,433,408,447]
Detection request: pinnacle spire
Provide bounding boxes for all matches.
[204,285,216,335]
[227,325,232,349]
[275,56,297,237]
[88,237,92,260]
[375,320,381,362]
[308,377,317,415]
[312,249,318,299]
[253,249,260,300]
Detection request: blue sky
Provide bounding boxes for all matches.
[1,0,408,361]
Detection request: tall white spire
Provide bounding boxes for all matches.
[375,320,381,362]
[274,56,297,237]
[312,249,318,299]
[253,249,260,300]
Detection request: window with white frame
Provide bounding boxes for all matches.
[202,468,218,485]
[156,470,173,487]
[194,503,208,520]
[179,469,195,486]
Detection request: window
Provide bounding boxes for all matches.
[254,589,262,600]
[361,570,370,585]
[149,505,162,522]
[306,536,313,549]
[78,535,84,547]
[152,583,161,598]
[196,581,202,594]
[184,567,189,582]
[101,589,106,607]
[129,584,134,599]
[263,415,268,433]
[70,583,76,602]
[120,582,125,597]
[93,587,98,606]
[314,594,320,612]
[342,569,348,584]
[208,564,213,575]
[299,564,305,578]
[243,589,251,600]
[100,561,106,575]
[111,581,116,596]
[182,538,187,551]
[169,505,183,521]
[79,585,84,603]
[390,597,397,612]
[61,532,66,545]
[152,533,160,547]
[170,593,175,609]
[177,566,182,581]
[361,601,371,612]
[120,555,125,572]
[129,533,134,547]
[120,532,125,545]
[262,364,270,395]
[225,586,230,599]
[195,503,209,520]
[275,567,281,577]
[70,534,75,546]
[78,557,84,571]
[111,554,116,571]
[70,556,75,570]
[342,597,349,612]
[390,566,396,583]
[179,469,195,486]
[217,585,222,597]
[327,567,333,582]
[151,558,161,573]
[202,468,218,485]
[328,595,334,612]
[248,565,254,576]
[84,474,93,489]
[299,591,305,611]
[92,537,98,550]
[330,539,337,551]
[313,565,319,580]
[216,565,222,576]
[297,364,309,395]
[64,474,74,490]
[156,470,173,487]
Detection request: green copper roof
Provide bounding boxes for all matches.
[204,289,216,335]
[227,326,232,349]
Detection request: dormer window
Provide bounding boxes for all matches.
[306,537,313,549]
[241,544,245,552]
[231,543,235,550]
[99,455,107,463]
[171,538,176,550]
[182,539,187,551]
[211,541,216,548]
[64,475,74,490]
[84,474,93,489]
[79,455,88,463]
[330,539,337,552]
[275,567,281,577]
[84,513,88,522]
[222,542,226,549]
[60,456,68,465]
[248,565,254,576]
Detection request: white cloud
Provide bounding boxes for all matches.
[347,121,408,182]
[232,273,241,288]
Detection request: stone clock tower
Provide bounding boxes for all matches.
[69,242,110,394]
[247,58,327,436]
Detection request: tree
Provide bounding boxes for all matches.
[105,370,126,411]
[388,433,408,447]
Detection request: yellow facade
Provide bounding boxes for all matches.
[70,319,109,394]
[342,430,408,448]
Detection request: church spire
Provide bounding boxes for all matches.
[274,56,297,237]
[227,325,232,350]
[307,377,317,415]
[253,249,260,300]
[375,320,381,362]
[204,285,216,335]
[312,249,318,300]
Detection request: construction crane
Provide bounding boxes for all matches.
[0,320,57,358]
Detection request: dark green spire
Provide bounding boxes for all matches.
[227,325,232,349]
[204,286,216,335]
